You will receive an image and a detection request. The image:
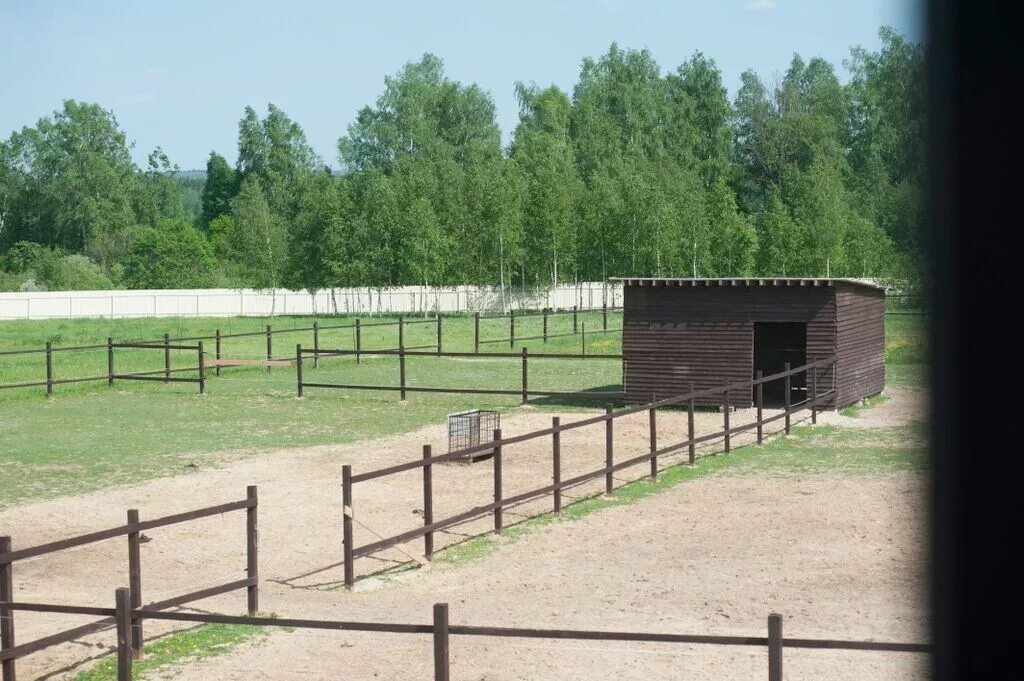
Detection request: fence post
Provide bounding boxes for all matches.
[784,362,791,435]
[552,417,561,515]
[573,305,578,334]
[215,329,222,377]
[810,355,817,424]
[114,585,132,679]
[45,342,53,397]
[356,319,362,364]
[115,587,132,681]
[474,312,480,354]
[768,613,783,681]
[246,485,259,614]
[266,325,272,373]
[493,428,503,533]
[107,338,114,387]
[436,315,442,354]
[723,389,731,453]
[509,309,515,349]
[1,536,15,681]
[163,333,170,383]
[398,316,404,351]
[649,396,657,481]
[605,404,614,495]
[521,348,528,404]
[688,384,696,465]
[197,341,206,395]
[127,510,143,659]
[756,370,764,446]
[421,444,434,560]
[581,322,586,356]
[296,345,304,398]
[603,303,607,331]
[433,603,450,681]
[399,345,407,401]
[543,308,548,343]
[313,322,320,369]
[342,466,355,590]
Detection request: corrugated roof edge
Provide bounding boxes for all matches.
[609,277,886,292]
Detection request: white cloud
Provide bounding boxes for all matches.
[744,0,777,10]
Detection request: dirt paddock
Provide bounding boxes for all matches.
[0,392,929,680]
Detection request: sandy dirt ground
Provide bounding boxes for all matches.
[0,390,929,680]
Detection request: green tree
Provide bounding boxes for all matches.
[510,83,581,285]
[339,54,508,288]
[132,147,188,229]
[285,172,353,297]
[122,219,217,288]
[229,179,287,294]
[756,193,800,275]
[0,101,137,254]
[672,53,731,185]
[200,151,238,230]
[704,180,757,275]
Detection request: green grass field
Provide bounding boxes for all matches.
[0,312,926,508]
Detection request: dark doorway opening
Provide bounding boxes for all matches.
[753,322,806,406]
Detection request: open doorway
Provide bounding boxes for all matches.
[753,322,806,406]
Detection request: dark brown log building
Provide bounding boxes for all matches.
[617,278,885,409]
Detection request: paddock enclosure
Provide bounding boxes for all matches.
[0,281,926,680]
[618,278,885,409]
[0,390,930,681]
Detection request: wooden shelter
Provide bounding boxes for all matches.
[616,278,885,409]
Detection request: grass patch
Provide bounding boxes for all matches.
[0,313,925,508]
[72,621,275,681]
[0,313,622,508]
[884,314,928,365]
[840,393,890,417]
[886,363,928,391]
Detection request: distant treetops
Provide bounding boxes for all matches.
[0,27,923,293]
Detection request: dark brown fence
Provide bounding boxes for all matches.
[0,308,624,397]
[0,488,258,681]
[474,305,623,352]
[0,595,930,681]
[296,346,624,403]
[339,357,837,588]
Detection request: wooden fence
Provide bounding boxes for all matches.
[0,488,259,681]
[0,595,930,681]
[0,308,620,397]
[296,347,625,403]
[474,305,622,351]
[338,357,837,588]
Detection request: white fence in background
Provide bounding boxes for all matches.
[0,283,624,321]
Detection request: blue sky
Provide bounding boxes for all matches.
[0,1,922,170]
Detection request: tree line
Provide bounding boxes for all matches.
[0,27,923,295]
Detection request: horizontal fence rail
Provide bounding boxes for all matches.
[338,357,837,587]
[296,345,624,403]
[0,488,259,679]
[0,596,930,681]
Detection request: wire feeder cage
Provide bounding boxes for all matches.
[447,409,500,462]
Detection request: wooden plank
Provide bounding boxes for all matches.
[1,536,14,681]
[209,358,294,368]
[1,498,252,564]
